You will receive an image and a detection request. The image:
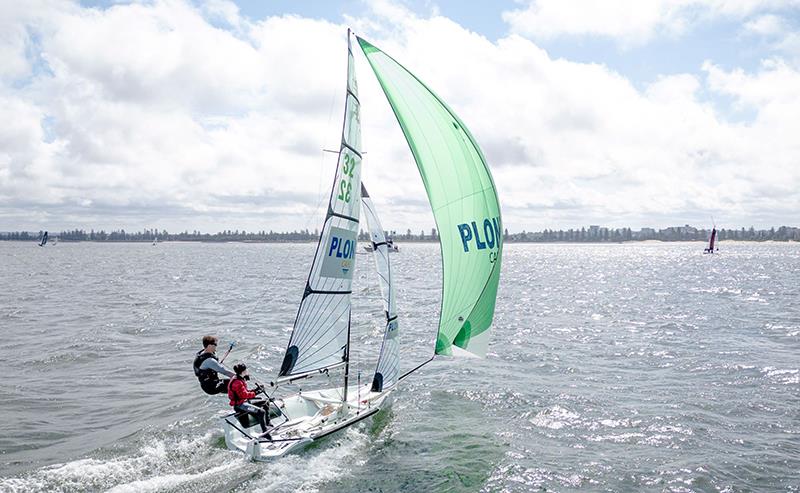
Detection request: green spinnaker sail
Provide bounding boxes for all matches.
[357,36,502,358]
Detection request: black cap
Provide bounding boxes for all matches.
[233,363,247,375]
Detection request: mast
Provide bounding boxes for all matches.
[343,310,351,402]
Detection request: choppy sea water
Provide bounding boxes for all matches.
[1,241,798,492]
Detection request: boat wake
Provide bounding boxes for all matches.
[0,425,371,493]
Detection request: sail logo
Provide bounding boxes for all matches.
[321,226,357,279]
[383,319,399,340]
[457,217,502,261]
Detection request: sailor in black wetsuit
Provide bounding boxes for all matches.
[193,335,234,395]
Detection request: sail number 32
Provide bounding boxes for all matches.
[338,153,357,203]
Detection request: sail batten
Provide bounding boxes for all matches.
[357,36,502,358]
[278,31,363,378]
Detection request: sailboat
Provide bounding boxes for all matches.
[363,236,398,253]
[222,30,502,461]
[704,222,718,254]
[38,231,48,247]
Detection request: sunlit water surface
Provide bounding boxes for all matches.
[1,241,798,492]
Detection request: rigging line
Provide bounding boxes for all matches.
[398,354,435,381]
[233,76,340,329]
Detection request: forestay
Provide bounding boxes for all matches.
[357,36,502,358]
[279,32,363,378]
[361,184,399,392]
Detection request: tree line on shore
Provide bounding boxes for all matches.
[2,225,799,243]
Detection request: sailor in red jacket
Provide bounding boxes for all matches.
[229,363,271,436]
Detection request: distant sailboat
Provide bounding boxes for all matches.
[38,231,48,247]
[363,235,398,253]
[221,29,502,461]
[704,221,718,254]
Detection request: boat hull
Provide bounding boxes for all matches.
[223,383,392,461]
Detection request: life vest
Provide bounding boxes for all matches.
[228,376,254,407]
[193,351,219,383]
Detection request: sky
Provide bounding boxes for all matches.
[1,0,799,233]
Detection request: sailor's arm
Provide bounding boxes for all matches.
[200,358,235,377]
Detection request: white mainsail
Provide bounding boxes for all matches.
[278,32,363,379]
[361,184,399,392]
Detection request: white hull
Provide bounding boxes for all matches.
[223,383,392,461]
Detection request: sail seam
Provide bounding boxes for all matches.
[431,185,495,214]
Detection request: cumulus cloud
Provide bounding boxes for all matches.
[503,0,800,45]
[744,13,787,36]
[0,0,798,233]
[742,13,800,63]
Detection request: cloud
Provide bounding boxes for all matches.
[0,0,798,233]
[503,0,800,45]
[742,13,800,63]
[743,13,787,36]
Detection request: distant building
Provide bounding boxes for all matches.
[634,228,656,240]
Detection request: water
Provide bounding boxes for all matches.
[1,241,798,492]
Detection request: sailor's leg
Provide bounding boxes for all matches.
[239,402,269,432]
[247,399,273,425]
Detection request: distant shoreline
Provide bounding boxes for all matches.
[2,238,798,244]
[2,224,799,243]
